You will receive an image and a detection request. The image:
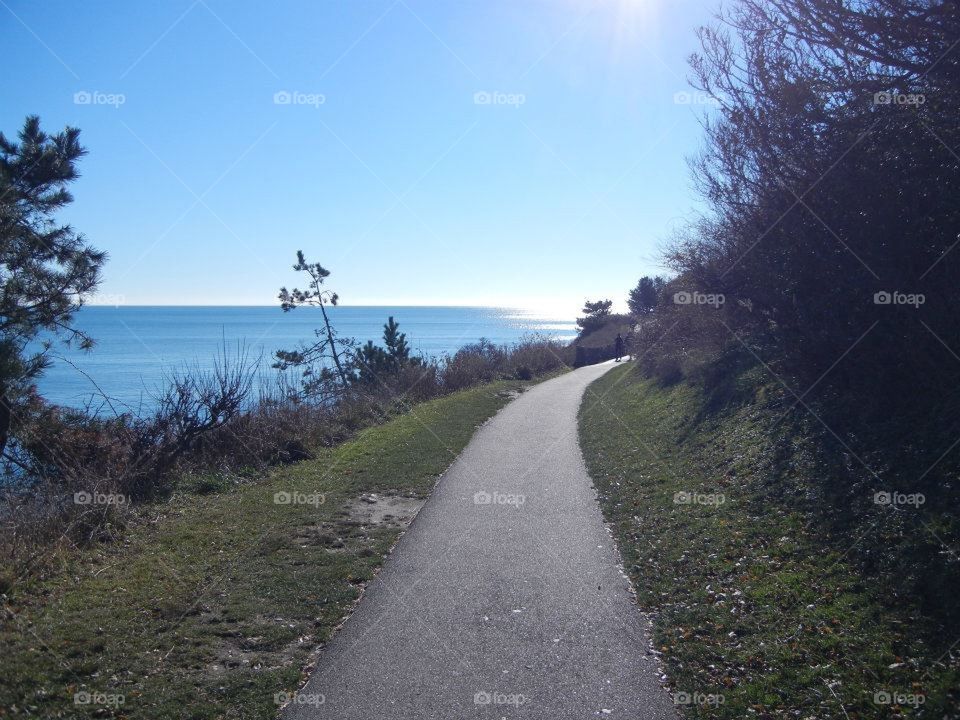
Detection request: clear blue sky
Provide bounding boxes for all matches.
[1,0,716,316]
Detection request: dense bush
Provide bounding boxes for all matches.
[625,0,960,634]
[652,0,960,408]
[441,340,506,390]
[631,0,960,433]
[442,337,569,389]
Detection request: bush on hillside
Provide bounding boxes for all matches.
[621,0,960,632]
[0,335,571,571]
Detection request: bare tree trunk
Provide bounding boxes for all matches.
[319,302,349,386]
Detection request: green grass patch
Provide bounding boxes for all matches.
[578,364,956,719]
[2,379,534,719]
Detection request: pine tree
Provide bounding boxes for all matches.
[0,116,106,455]
[576,299,613,335]
[627,276,665,316]
[382,316,411,371]
[353,316,420,385]
[274,252,352,394]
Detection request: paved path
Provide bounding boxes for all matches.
[286,362,677,720]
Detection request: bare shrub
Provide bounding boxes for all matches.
[1,335,572,575]
[0,346,259,570]
[441,339,506,390]
[506,335,570,377]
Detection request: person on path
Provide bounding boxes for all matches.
[614,332,625,362]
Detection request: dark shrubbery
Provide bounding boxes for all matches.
[650,0,960,410]
[623,0,960,635]
[630,0,960,443]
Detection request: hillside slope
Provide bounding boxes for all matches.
[578,364,958,718]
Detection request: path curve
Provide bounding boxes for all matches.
[285,362,677,720]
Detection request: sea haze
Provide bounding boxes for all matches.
[36,306,577,410]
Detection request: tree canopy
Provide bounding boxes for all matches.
[0,116,106,454]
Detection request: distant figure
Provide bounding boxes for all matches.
[614,332,625,362]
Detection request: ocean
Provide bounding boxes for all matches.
[35,306,577,411]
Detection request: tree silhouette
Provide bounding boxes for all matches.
[576,299,613,336]
[275,252,352,392]
[628,276,665,316]
[0,116,106,455]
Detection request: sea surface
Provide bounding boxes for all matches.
[35,306,576,411]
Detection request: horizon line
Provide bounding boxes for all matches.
[83,303,562,309]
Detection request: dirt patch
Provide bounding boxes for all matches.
[208,620,313,674]
[292,522,340,548]
[343,493,426,527]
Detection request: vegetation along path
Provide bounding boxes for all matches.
[286,361,676,720]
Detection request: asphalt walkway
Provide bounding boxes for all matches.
[286,361,677,720]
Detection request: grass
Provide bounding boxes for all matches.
[578,364,957,719]
[1,378,536,719]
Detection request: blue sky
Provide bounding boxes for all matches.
[1,0,717,315]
